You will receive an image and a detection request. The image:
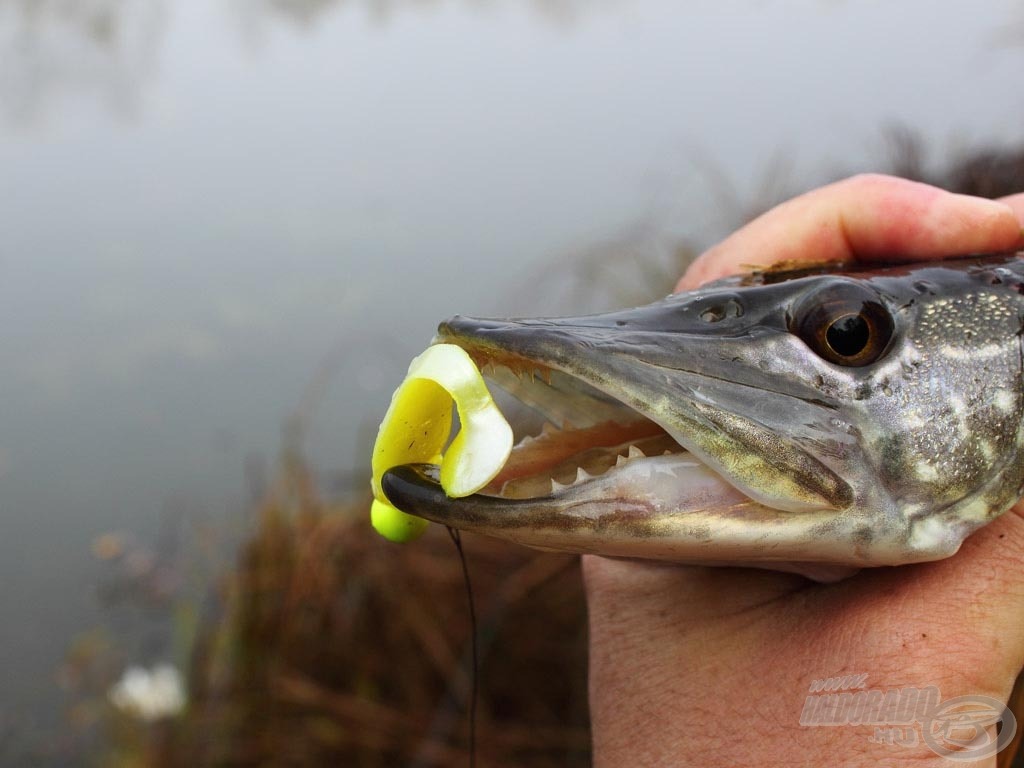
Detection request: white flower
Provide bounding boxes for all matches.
[108,663,186,721]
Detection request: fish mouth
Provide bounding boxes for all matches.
[386,350,736,524]
[380,292,867,567]
[378,351,762,559]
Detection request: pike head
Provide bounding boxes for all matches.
[381,254,1024,577]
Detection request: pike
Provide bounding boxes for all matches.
[380,253,1024,581]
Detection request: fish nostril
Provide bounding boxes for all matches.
[699,299,743,324]
[700,305,726,323]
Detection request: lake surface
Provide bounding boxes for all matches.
[0,0,1021,760]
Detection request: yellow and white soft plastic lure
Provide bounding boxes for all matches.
[371,344,512,542]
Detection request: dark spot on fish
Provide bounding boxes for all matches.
[913,280,935,295]
[686,523,713,542]
[853,526,874,546]
[797,396,834,410]
[878,439,908,477]
[809,519,841,539]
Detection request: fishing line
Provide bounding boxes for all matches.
[447,526,478,768]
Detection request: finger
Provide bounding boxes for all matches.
[999,191,1024,223]
[678,174,1023,291]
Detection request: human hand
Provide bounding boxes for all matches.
[584,175,1024,768]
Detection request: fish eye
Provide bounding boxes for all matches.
[789,283,894,366]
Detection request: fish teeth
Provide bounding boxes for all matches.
[627,445,646,460]
[551,479,569,494]
[615,454,628,468]
[540,422,559,437]
[574,467,593,485]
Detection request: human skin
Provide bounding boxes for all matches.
[583,175,1024,768]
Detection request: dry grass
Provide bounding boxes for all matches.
[152,457,589,767]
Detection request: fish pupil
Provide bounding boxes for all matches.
[826,314,870,357]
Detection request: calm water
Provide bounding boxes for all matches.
[1,0,1021,758]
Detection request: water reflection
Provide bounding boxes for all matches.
[0,0,164,120]
[0,0,610,121]
[235,0,610,29]
[244,0,339,28]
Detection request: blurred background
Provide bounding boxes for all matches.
[1,0,1022,765]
